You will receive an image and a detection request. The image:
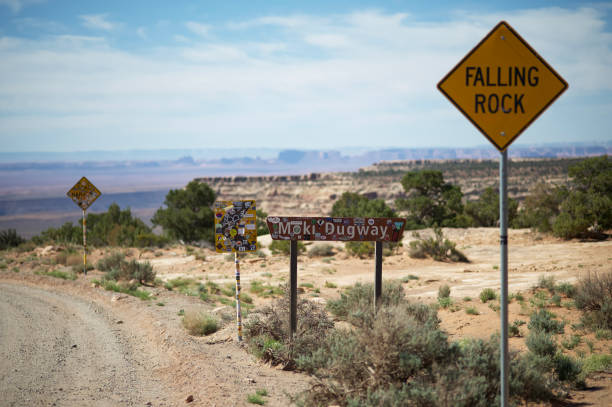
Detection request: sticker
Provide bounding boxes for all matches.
[293,225,301,234]
[368,218,375,225]
[268,217,280,224]
[246,224,256,230]
[317,219,325,226]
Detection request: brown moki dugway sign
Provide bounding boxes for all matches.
[266,217,406,242]
[437,21,568,151]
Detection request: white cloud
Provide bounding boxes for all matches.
[80,14,117,31]
[136,27,147,40]
[0,0,43,13]
[185,21,211,37]
[0,7,611,151]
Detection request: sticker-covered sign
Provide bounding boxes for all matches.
[214,200,257,253]
[266,217,406,242]
[437,21,567,152]
[67,176,101,210]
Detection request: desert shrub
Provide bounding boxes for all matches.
[344,241,375,258]
[561,334,581,350]
[438,284,451,299]
[249,280,283,298]
[479,288,497,303]
[528,309,565,334]
[268,240,305,255]
[574,271,612,330]
[556,282,576,297]
[326,281,407,325]
[296,316,559,406]
[537,274,556,293]
[307,243,335,258]
[554,354,583,384]
[409,227,468,262]
[152,181,216,244]
[552,156,611,239]
[182,310,219,336]
[395,170,468,228]
[526,331,557,358]
[331,191,396,218]
[513,182,565,232]
[465,306,479,315]
[509,320,525,337]
[465,187,518,227]
[0,229,25,250]
[134,232,170,248]
[32,222,81,245]
[98,252,155,285]
[245,288,334,369]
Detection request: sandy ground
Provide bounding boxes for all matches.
[1,227,611,406]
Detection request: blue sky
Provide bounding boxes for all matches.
[0,0,611,153]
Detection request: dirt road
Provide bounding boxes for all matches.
[0,282,169,407]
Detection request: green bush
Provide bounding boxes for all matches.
[552,156,611,239]
[96,251,126,271]
[479,288,497,303]
[97,252,156,286]
[537,274,556,293]
[395,170,468,228]
[134,232,170,248]
[344,241,375,258]
[465,186,518,227]
[409,227,468,262]
[331,191,396,218]
[268,240,306,255]
[0,229,25,250]
[556,282,576,298]
[526,330,557,357]
[326,281,408,325]
[528,309,565,334]
[307,243,335,258]
[513,182,565,232]
[152,180,216,244]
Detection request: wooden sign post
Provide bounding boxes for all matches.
[214,200,257,342]
[438,21,567,407]
[66,177,101,276]
[267,216,406,336]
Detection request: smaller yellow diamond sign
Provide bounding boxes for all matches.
[67,177,101,210]
[438,21,568,151]
[214,200,257,253]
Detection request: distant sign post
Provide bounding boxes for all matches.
[214,200,257,342]
[438,21,567,407]
[66,177,101,276]
[267,216,406,336]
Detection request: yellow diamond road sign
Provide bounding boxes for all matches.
[438,21,568,151]
[67,176,101,210]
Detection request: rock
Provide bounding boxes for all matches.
[245,377,256,384]
[185,395,194,403]
[41,246,56,256]
[116,320,123,324]
[71,344,77,349]
[111,294,126,302]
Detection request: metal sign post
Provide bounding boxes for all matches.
[437,21,567,407]
[235,252,243,341]
[67,177,101,277]
[213,200,257,342]
[499,150,509,403]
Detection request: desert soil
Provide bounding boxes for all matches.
[1,227,611,406]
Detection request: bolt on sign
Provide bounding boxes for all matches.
[67,176,101,210]
[438,21,568,151]
[214,200,257,253]
[266,217,406,242]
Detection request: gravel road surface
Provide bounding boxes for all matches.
[0,282,168,407]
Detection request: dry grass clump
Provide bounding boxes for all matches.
[182,310,219,336]
[244,286,333,369]
[574,271,612,330]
